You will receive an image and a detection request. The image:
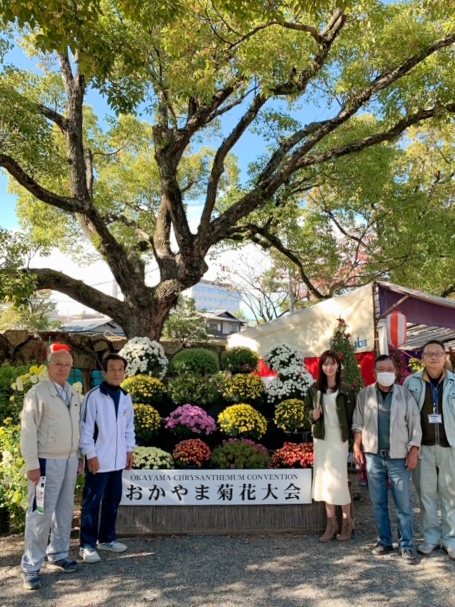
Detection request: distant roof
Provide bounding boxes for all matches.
[62,318,125,335]
[201,310,246,323]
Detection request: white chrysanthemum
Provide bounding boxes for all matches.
[119,337,168,379]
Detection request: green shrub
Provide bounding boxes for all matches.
[0,418,28,531]
[171,348,219,377]
[133,404,162,444]
[168,374,220,407]
[0,363,31,423]
[223,373,265,405]
[220,347,259,374]
[210,439,270,469]
[121,375,167,406]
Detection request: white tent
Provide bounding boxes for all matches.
[228,281,455,359]
[227,283,375,357]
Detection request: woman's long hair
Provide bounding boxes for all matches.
[316,350,342,393]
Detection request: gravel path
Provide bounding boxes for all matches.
[1,475,454,607]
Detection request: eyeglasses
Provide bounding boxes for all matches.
[423,352,445,359]
[50,362,73,369]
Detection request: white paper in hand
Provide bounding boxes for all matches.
[36,476,46,515]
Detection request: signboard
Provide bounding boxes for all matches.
[121,469,312,506]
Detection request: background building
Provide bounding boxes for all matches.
[186,279,242,314]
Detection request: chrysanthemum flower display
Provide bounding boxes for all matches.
[133,446,174,470]
[274,399,309,432]
[218,404,268,440]
[172,439,212,468]
[264,344,313,406]
[165,404,217,437]
[133,404,162,444]
[119,337,168,379]
[121,374,167,406]
[270,442,314,469]
[223,373,265,406]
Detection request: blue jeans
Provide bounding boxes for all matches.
[80,470,123,549]
[366,453,414,551]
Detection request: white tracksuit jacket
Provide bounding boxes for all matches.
[79,382,135,473]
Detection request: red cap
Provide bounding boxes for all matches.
[49,343,70,353]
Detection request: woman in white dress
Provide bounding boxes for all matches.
[306,350,356,542]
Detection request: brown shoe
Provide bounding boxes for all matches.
[336,517,354,541]
[319,517,338,543]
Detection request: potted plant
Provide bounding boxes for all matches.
[121,375,167,406]
[218,404,268,441]
[119,337,169,379]
[172,439,212,468]
[133,446,174,469]
[223,374,265,406]
[210,439,270,469]
[270,442,314,469]
[165,404,217,438]
[274,398,310,440]
[133,404,162,445]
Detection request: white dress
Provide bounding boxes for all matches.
[312,389,351,505]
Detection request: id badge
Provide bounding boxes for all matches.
[35,476,46,515]
[428,413,442,424]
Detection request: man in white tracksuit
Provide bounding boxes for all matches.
[20,345,82,590]
[79,354,135,563]
[404,339,455,560]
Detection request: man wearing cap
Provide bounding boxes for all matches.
[20,345,83,590]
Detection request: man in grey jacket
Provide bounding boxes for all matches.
[353,355,421,563]
[404,340,455,560]
[20,345,83,590]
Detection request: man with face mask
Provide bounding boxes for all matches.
[404,340,455,560]
[353,355,421,563]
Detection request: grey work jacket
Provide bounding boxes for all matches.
[352,383,422,459]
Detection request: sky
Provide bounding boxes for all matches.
[0,36,332,318]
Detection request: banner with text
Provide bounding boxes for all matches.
[121,469,312,506]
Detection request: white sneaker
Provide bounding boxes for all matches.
[444,546,455,561]
[79,547,101,563]
[417,542,440,555]
[97,541,127,553]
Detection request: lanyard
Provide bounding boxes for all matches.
[430,381,442,414]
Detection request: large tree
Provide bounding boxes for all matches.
[1,0,455,338]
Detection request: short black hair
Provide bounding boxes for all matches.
[422,340,446,353]
[102,354,127,372]
[374,354,395,368]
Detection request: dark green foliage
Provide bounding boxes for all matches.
[220,347,259,374]
[210,439,270,469]
[171,348,219,377]
[168,374,220,407]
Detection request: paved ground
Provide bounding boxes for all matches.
[1,477,454,607]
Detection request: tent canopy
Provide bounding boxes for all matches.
[229,281,455,356]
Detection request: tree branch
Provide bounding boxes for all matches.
[233,224,327,300]
[37,104,69,131]
[0,153,86,212]
[262,30,455,190]
[293,102,455,172]
[197,93,267,244]
[26,267,125,321]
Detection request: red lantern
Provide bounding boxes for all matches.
[386,310,407,347]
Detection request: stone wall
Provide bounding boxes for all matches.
[0,330,226,390]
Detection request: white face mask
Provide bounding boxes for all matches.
[376,372,396,387]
